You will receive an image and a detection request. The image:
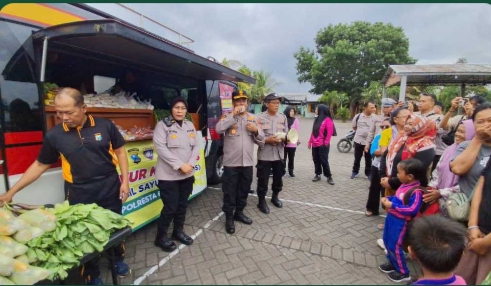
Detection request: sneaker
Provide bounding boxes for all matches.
[86,277,103,285]
[377,238,386,250]
[388,271,411,283]
[378,262,396,274]
[350,172,358,179]
[114,260,131,277]
[312,175,321,182]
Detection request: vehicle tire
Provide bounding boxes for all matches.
[337,139,352,153]
[208,154,224,185]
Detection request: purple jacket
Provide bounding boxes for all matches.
[308,117,334,148]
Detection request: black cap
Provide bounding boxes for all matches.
[263,93,284,102]
[435,101,443,108]
[232,90,248,100]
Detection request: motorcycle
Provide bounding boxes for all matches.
[337,129,355,153]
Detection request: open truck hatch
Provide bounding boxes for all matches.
[31,19,256,84]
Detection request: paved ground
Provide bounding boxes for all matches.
[102,117,422,285]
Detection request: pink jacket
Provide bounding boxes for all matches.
[286,118,299,148]
[308,117,334,148]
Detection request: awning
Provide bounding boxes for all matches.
[381,64,491,87]
[31,19,256,84]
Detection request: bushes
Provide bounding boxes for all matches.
[336,107,350,122]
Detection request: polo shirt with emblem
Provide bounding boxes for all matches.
[37,115,126,184]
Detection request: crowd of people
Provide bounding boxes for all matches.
[2,85,491,285]
[351,93,491,284]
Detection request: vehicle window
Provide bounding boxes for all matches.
[0,20,42,133]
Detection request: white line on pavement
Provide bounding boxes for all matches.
[133,212,224,285]
[249,194,386,218]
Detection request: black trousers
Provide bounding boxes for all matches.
[156,176,195,237]
[312,145,332,177]
[65,173,125,279]
[431,155,441,173]
[222,166,252,215]
[366,165,383,215]
[352,142,372,176]
[257,160,284,198]
[283,147,297,173]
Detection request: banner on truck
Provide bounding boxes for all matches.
[118,136,207,231]
[219,82,234,114]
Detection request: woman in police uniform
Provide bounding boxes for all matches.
[153,97,199,252]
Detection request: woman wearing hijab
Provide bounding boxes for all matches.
[153,97,200,252]
[425,120,475,217]
[283,107,300,177]
[308,104,335,185]
[380,114,436,192]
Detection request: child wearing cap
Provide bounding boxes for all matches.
[407,215,467,285]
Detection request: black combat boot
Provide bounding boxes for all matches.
[257,197,270,214]
[271,192,283,208]
[225,213,235,234]
[172,228,194,245]
[154,230,177,252]
[234,209,253,225]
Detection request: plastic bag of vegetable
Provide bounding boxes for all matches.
[0,208,14,220]
[19,208,57,231]
[0,254,15,276]
[0,236,28,256]
[0,217,17,236]
[0,276,15,285]
[0,244,14,257]
[9,259,52,285]
[13,226,44,244]
[16,254,30,264]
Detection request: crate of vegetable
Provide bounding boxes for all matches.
[0,201,131,284]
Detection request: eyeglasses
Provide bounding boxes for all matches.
[380,125,391,129]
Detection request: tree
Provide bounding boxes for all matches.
[294,21,417,112]
[319,90,348,115]
[249,70,281,103]
[221,58,243,69]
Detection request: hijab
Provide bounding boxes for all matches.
[284,107,295,129]
[386,114,436,176]
[312,104,331,137]
[170,96,188,126]
[435,119,475,188]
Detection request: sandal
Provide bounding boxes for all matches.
[365,211,373,217]
[377,223,384,230]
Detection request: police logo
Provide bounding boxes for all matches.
[94,133,102,141]
[231,129,237,135]
[189,133,195,138]
[171,134,177,139]
[127,148,141,164]
[143,148,154,160]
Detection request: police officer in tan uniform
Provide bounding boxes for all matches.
[153,96,200,252]
[216,91,264,234]
[256,93,289,214]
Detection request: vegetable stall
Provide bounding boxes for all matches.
[0,202,131,285]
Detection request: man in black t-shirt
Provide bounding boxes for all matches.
[0,88,131,285]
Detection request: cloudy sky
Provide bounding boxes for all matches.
[88,4,491,93]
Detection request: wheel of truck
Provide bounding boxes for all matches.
[208,154,224,185]
[337,139,352,153]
